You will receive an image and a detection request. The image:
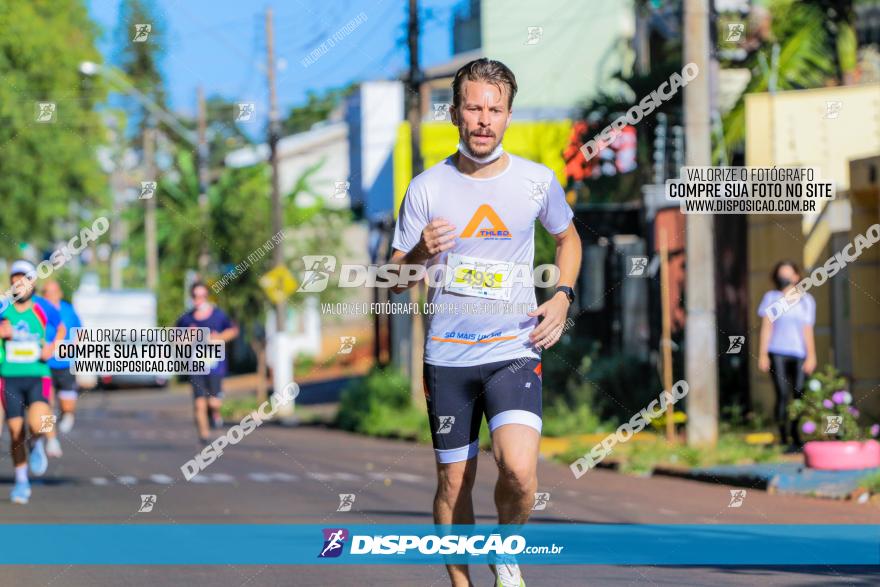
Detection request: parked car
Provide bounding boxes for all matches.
[72,287,168,390]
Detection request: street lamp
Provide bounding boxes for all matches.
[79,61,212,289]
[79,61,198,146]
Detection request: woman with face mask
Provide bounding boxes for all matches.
[757,260,817,450]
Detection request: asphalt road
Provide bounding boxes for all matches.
[1,385,878,586]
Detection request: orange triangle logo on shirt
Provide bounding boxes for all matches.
[460,204,511,239]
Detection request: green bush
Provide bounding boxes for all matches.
[790,365,878,441]
[859,471,880,494]
[542,398,605,437]
[559,434,783,476]
[336,367,430,442]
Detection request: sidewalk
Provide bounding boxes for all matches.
[652,461,880,501]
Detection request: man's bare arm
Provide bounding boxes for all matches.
[390,218,457,294]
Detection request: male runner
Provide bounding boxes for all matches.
[42,280,82,435]
[0,261,64,504]
[175,282,239,444]
[391,58,582,587]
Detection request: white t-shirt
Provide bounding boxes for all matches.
[392,154,574,367]
[757,289,816,359]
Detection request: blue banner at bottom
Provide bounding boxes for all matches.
[0,524,877,565]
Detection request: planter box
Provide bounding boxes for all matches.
[803,440,880,470]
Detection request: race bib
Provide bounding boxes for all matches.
[6,340,40,363]
[444,253,513,301]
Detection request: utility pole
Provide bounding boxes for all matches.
[197,86,210,274]
[266,7,292,415]
[144,125,158,291]
[405,0,425,403]
[108,117,125,290]
[407,0,423,177]
[267,8,283,333]
[683,0,719,446]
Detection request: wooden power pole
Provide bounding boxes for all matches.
[144,127,158,291]
[406,0,425,404]
[683,0,719,446]
[197,85,210,274]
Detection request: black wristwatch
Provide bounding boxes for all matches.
[555,286,575,304]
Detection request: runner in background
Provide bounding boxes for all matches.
[41,280,82,435]
[1,260,64,504]
[175,282,239,445]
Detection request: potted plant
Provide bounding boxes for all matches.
[789,365,880,470]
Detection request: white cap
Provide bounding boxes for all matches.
[9,259,37,278]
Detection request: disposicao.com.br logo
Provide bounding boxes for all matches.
[296,255,561,293]
[317,528,561,558]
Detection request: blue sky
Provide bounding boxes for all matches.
[86,0,459,122]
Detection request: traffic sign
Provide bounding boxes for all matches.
[259,265,298,305]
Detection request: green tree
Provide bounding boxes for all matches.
[0,0,109,257]
[281,85,355,136]
[720,0,859,157]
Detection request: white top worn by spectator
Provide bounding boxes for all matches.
[757,290,816,359]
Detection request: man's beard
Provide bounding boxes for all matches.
[14,289,33,303]
[465,130,499,156]
[458,129,504,164]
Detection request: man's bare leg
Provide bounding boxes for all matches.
[492,424,539,523]
[434,457,478,587]
[193,397,210,440]
[491,424,540,584]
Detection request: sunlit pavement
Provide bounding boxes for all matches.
[1,385,878,586]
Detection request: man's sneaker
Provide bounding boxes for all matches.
[58,413,75,434]
[45,437,63,458]
[28,438,49,477]
[494,563,525,587]
[10,481,31,504]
